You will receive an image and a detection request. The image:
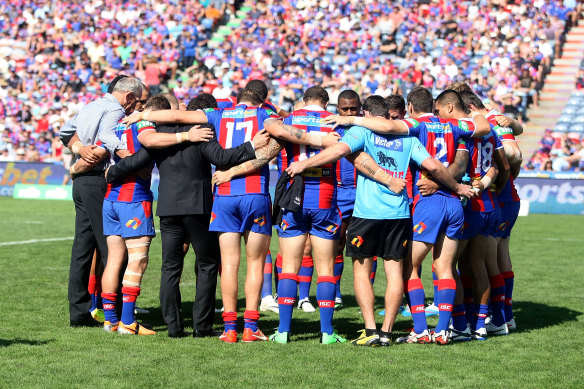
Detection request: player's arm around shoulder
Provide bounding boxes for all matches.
[263,117,340,148]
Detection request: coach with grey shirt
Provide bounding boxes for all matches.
[60,77,142,327]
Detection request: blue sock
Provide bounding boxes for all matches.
[102,292,118,324]
[503,271,514,321]
[316,276,336,335]
[298,256,313,300]
[244,310,259,332]
[334,254,344,299]
[88,275,97,312]
[261,251,273,298]
[277,273,298,333]
[474,304,489,330]
[406,279,427,334]
[223,311,237,332]
[435,279,456,333]
[370,257,377,285]
[121,286,140,325]
[452,304,467,331]
[432,263,438,305]
[489,274,507,326]
[275,254,282,292]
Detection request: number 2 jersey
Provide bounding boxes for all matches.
[105,120,155,202]
[283,106,337,209]
[401,114,478,204]
[204,104,279,196]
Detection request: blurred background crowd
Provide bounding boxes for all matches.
[0,0,581,171]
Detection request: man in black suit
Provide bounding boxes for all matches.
[106,93,269,337]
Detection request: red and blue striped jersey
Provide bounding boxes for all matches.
[105,120,155,202]
[216,96,238,109]
[276,148,289,179]
[335,125,357,189]
[402,114,477,201]
[486,111,520,204]
[283,107,337,209]
[462,129,504,212]
[205,104,279,196]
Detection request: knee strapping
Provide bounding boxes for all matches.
[122,279,141,287]
[126,241,151,249]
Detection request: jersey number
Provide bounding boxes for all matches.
[433,138,449,168]
[224,121,254,148]
[475,143,493,174]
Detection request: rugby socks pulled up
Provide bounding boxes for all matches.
[461,274,473,323]
[489,274,507,326]
[502,271,514,321]
[334,254,344,299]
[452,304,468,331]
[121,286,140,325]
[370,256,377,285]
[432,262,438,305]
[472,303,489,331]
[277,273,298,333]
[88,275,97,312]
[223,311,237,332]
[244,310,259,332]
[102,292,118,324]
[275,253,283,291]
[298,256,314,300]
[316,276,336,335]
[435,279,456,333]
[261,251,273,298]
[406,278,427,334]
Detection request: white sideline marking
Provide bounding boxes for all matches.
[0,237,74,246]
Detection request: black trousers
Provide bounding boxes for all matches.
[159,214,220,334]
[68,175,108,323]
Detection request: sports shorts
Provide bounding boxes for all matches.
[346,217,410,260]
[278,207,341,240]
[209,194,272,236]
[411,195,464,243]
[494,202,520,239]
[337,186,356,221]
[461,207,501,240]
[103,199,155,238]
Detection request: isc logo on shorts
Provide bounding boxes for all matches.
[254,216,266,226]
[126,218,142,230]
[351,235,364,247]
[413,222,427,234]
[326,223,339,233]
[210,212,217,224]
[280,220,289,231]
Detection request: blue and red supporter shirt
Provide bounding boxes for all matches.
[105,120,155,202]
[205,104,280,196]
[462,129,504,212]
[283,106,337,209]
[485,110,520,205]
[335,125,357,189]
[402,114,477,202]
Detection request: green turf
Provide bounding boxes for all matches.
[0,198,583,388]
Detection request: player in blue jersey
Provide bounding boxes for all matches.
[101,96,214,335]
[288,95,476,347]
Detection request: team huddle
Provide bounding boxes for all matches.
[63,76,522,346]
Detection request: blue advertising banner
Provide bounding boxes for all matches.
[514,177,584,215]
[0,162,67,197]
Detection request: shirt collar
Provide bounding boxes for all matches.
[104,93,123,108]
[302,104,326,111]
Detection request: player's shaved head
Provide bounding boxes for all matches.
[245,80,269,101]
[187,93,217,111]
[144,95,171,111]
[303,85,329,107]
[237,89,263,106]
[459,90,486,112]
[160,93,180,110]
[362,95,389,119]
[337,89,361,117]
[406,87,434,115]
[435,89,466,113]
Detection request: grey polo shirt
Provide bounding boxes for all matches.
[60,93,125,171]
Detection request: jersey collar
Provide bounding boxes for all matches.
[302,104,326,111]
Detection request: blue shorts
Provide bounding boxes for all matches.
[278,207,341,240]
[494,202,520,239]
[103,199,156,238]
[337,186,356,220]
[461,207,501,240]
[411,195,464,243]
[209,194,272,236]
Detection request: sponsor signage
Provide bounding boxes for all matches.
[13,184,72,200]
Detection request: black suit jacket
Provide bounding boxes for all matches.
[106,123,255,217]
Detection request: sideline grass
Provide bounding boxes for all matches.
[0,198,583,388]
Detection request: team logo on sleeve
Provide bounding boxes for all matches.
[254,216,266,227]
[351,235,364,247]
[459,120,470,132]
[126,218,142,230]
[210,212,217,224]
[405,118,419,127]
[413,222,427,234]
[326,223,339,234]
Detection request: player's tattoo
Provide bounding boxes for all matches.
[226,138,284,179]
[357,158,377,178]
[266,118,304,140]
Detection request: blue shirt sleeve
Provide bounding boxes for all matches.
[410,137,432,166]
[340,125,366,153]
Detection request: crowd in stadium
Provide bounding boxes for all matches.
[0,0,580,164]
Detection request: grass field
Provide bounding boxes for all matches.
[0,197,583,388]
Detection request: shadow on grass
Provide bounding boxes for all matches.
[511,301,582,333]
[0,339,52,347]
